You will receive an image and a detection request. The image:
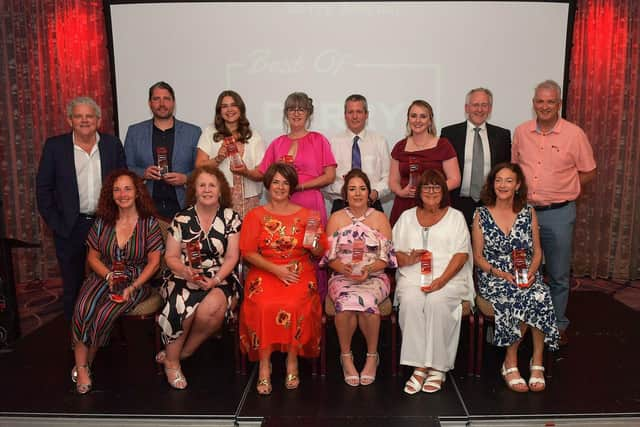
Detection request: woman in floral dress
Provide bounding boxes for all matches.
[239,163,326,395]
[324,169,395,387]
[472,162,559,393]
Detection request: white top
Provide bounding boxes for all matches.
[325,128,390,201]
[73,132,102,214]
[460,120,491,197]
[197,125,265,199]
[392,206,474,304]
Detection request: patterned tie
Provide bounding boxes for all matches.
[469,127,484,201]
[351,135,361,170]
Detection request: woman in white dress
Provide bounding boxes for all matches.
[393,169,473,394]
[195,90,265,218]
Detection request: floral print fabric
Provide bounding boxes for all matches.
[239,206,322,361]
[324,208,397,314]
[476,206,560,350]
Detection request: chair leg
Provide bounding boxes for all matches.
[467,314,475,377]
[476,313,484,377]
[545,350,554,379]
[320,314,327,377]
[391,313,397,376]
[154,317,163,375]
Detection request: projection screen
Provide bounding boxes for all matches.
[107,1,572,146]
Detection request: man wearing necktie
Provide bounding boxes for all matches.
[325,94,389,213]
[441,88,512,226]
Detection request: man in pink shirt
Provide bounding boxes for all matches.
[512,80,596,345]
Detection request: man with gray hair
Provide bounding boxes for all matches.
[512,79,596,345]
[441,87,511,226]
[36,96,126,320]
[325,94,389,213]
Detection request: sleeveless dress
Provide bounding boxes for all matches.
[324,208,396,314]
[476,206,560,350]
[72,217,164,347]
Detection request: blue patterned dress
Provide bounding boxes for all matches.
[476,206,559,350]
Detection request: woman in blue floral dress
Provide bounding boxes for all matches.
[324,169,396,387]
[472,163,559,393]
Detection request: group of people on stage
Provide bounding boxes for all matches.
[35,79,595,396]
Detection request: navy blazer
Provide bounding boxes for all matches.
[440,121,511,199]
[124,118,201,208]
[36,132,126,238]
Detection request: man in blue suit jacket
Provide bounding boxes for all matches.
[36,97,126,320]
[124,81,200,220]
[441,88,511,226]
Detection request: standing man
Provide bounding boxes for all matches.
[124,81,201,220]
[325,94,389,213]
[512,80,596,345]
[441,88,511,226]
[36,97,126,320]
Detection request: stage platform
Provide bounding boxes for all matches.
[1,290,639,426]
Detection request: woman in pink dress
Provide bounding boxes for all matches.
[257,92,337,298]
[257,92,336,226]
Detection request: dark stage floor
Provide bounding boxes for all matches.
[1,290,639,426]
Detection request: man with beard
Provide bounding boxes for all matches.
[124,81,201,220]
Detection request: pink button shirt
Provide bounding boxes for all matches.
[512,118,596,205]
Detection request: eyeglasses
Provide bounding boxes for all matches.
[421,185,442,193]
[287,107,307,113]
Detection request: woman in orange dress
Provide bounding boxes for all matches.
[239,163,325,395]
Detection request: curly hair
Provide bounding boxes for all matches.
[184,165,232,209]
[212,90,253,143]
[480,162,528,213]
[340,168,371,202]
[415,169,450,209]
[96,169,157,225]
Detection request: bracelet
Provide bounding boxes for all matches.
[300,183,305,191]
[105,271,113,281]
[214,155,225,163]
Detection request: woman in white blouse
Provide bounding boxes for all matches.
[195,90,265,217]
[393,169,474,395]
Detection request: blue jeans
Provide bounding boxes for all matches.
[536,201,576,331]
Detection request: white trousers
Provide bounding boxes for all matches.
[396,282,464,372]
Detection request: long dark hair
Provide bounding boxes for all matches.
[213,90,253,143]
[481,162,528,212]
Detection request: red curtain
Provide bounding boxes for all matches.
[567,0,640,281]
[0,0,115,282]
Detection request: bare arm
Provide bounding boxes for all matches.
[471,213,514,285]
[424,252,468,292]
[442,157,461,190]
[296,166,336,191]
[199,232,240,290]
[579,169,596,186]
[389,158,414,198]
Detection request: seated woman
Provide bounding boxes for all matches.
[471,162,559,392]
[156,165,241,389]
[71,169,164,394]
[392,169,473,395]
[239,163,325,395]
[324,169,396,387]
